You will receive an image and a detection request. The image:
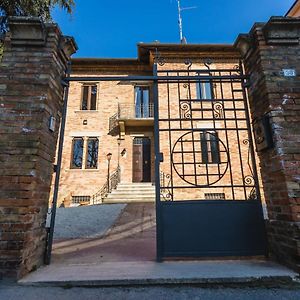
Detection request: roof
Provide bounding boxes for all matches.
[71,43,240,72]
[286,0,300,17]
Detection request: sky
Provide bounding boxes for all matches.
[52,0,295,58]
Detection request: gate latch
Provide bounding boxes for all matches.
[158,152,164,162]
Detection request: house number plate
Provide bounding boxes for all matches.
[282,69,297,77]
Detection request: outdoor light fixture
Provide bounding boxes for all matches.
[121,148,126,156]
[106,153,112,161]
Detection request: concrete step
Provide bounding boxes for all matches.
[117,186,155,191]
[104,182,155,203]
[19,260,298,287]
[116,185,155,189]
[106,194,155,200]
[118,183,154,187]
[103,198,155,203]
[107,191,155,198]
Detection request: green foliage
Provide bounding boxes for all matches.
[0,0,75,34]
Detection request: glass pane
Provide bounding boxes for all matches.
[196,82,202,99]
[203,82,213,99]
[200,132,208,164]
[90,86,97,110]
[210,133,220,163]
[196,75,213,100]
[135,87,142,118]
[86,138,99,169]
[81,86,89,110]
[71,138,84,168]
[142,88,150,117]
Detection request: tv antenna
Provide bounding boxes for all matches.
[177,0,197,44]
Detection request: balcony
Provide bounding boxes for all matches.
[109,103,154,138]
[119,103,153,119]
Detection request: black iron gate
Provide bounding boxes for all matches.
[153,61,267,259]
[46,57,267,264]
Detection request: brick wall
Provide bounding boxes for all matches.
[235,17,300,271]
[0,17,76,278]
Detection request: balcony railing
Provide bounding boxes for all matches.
[118,103,154,120]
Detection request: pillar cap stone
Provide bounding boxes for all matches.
[234,34,252,58]
[59,35,78,60]
[8,16,47,46]
[235,17,300,57]
[7,16,78,59]
[263,16,300,45]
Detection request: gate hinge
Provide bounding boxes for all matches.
[242,80,250,88]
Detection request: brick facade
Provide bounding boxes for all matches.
[0,17,76,278]
[57,46,262,206]
[235,17,300,271]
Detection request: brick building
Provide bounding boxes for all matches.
[1,2,300,279]
[56,44,262,207]
[286,0,300,17]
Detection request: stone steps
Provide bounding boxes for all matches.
[103,182,155,203]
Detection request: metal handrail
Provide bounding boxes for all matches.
[108,112,119,133]
[90,166,121,205]
[118,103,154,119]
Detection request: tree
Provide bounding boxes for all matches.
[0,0,75,35]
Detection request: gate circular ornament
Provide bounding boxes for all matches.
[171,131,229,187]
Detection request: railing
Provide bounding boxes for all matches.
[90,166,121,205]
[160,171,173,201]
[108,112,119,133]
[118,103,154,119]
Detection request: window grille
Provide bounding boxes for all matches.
[72,196,91,204]
[204,193,226,200]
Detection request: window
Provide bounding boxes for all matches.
[196,74,213,100]
[134,86,152,118]
[86,138,99,169]
[71,138,84,169]
[205,193,225,200]
[200,132,220,164]
[70,137,99,169]
[72,196,91,204]
[81,85,97,110]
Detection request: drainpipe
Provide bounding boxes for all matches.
[45,62,71,265]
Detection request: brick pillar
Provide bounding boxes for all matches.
[235,17,300,271]
[0,17,77,279]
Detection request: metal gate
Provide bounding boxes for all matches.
[153,61,267,259]
[46,58,267,264]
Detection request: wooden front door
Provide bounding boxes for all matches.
[132,141,143,182]
[132,138,151,182]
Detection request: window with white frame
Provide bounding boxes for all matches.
[70,137,99,169]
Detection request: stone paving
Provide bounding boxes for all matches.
[51,203,156,264]
[19,203,298,287]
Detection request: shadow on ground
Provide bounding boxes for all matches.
[52,203,156,265]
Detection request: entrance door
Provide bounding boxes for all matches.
[133,137,151,182]
[154,63,267,260]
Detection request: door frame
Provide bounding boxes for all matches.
[132,136,151,183]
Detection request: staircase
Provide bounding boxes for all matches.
[103,182,155,203]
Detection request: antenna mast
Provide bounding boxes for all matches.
[177,0,184,43]
[176,0,197,44]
